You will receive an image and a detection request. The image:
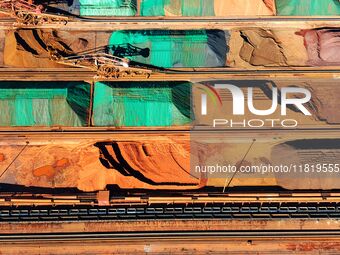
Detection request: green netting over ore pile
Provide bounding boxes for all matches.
[140,0,215,16]
[275,0,340,15]
[0,82,91,127]
[93,82,192,127]
[79,0,136,16]
[109,30,228,68]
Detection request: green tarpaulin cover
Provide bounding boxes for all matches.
[275,0,340,16]
[140,0,215,16]
[79,0,136,16]
[0,82,195,128]
[109,30,227,68]
[0,82,91,127]
[93,82,192,127]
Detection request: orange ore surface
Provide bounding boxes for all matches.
[0,138,201,192]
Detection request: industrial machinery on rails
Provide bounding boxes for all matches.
[0,0,68,25]
[48,44,153,78]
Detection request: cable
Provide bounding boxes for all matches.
[222,139,256,193]
[0,141,29,180]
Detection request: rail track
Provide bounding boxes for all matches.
[2,230,340,254]
[52,16,340,31]
[1,16,340,30]
[3,230,340,241]
[0,68,340,81]
[3,190,340,202]
[0,128,339,136]
[3,16,340,22]
[75,16,340,22]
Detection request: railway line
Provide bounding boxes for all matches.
[3,190,340,203]
[2,231,340,254]
[0,68,340,81]
[0,129,339,146]
[4,230,340,241]
[0,127,339,134]
[1,16,340,30]
[67,16,340,31]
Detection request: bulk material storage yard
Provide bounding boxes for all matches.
[2,27,340,69]
[75,0,340,16]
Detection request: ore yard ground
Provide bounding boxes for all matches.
[2,231,340,254]
[2,194,340,253]
[1,3,340,254]
[3,231,340,254]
